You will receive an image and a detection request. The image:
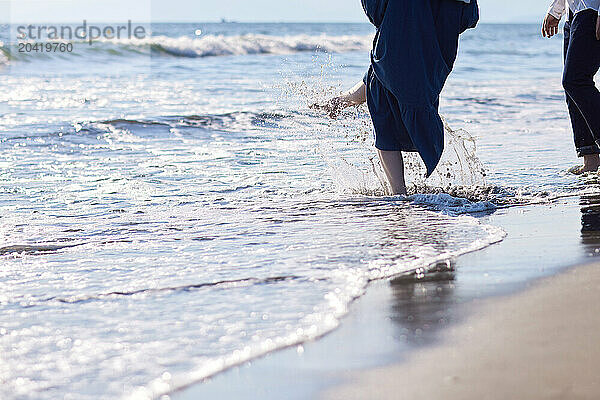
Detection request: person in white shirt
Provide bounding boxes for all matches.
[542,0,600,173]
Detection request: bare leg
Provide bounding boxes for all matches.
[378,150,407,195]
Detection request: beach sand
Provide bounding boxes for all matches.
[325,262,600,400]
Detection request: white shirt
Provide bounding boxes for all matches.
[548,0,600,20]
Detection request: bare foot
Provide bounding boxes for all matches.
[309,96,348,119]
[569,165,600,175]
[568,165,590,175]
[569,155,600,175]
[569,158,600,175]
[310,81,367,119]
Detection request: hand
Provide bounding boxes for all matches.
[596,14,600,40]
[542,13,560,38]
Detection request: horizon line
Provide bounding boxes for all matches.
[1,20,542,25]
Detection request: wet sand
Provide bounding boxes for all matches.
[326,262,600,400]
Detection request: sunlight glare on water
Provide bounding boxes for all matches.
[0,22,593,399]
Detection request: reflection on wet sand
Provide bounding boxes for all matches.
[580,194,600,254]
[384,193,600,349]
[389,262,458,346]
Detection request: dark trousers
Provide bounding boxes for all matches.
[563,9,600,157]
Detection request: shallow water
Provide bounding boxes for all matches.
[0,22,598,399]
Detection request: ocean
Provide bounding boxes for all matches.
[0,22,596,399]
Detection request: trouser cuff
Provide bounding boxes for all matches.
[577,144,600,157]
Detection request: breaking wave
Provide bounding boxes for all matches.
[145,34,372,58]
[2,33,373,62]
[0,41,9,65]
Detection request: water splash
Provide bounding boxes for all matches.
[284,73,490,202]
[285,69,565,208]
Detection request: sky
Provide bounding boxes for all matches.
[1,0,554,24]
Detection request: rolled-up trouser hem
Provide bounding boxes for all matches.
[577,144,600,157]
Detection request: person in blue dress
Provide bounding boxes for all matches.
[314,0,479,195]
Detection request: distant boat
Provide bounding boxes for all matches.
[220,18,238,23]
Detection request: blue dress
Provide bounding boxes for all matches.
[362,0,479,176]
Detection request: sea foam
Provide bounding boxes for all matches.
[0,41,9,65]
[5,34,373,61]
[127,34,372,57]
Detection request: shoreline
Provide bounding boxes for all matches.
[176,194,600,399]
[325,261,600,400]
